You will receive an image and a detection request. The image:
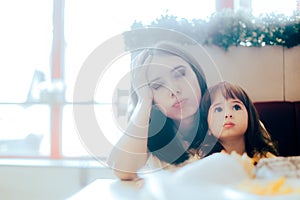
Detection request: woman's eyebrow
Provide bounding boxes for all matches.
[149,77,162,83]
[149,65,185,82]
[171,65,185,73]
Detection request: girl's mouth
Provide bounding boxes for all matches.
[223,122,235,128]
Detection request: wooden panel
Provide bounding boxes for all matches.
[190,45,284,102]
[284,46,300,101]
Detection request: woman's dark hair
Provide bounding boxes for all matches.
[199,81,278,157]
[128,42,208,165]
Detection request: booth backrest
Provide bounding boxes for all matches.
[254,101,300,156]
[294,102,300,154]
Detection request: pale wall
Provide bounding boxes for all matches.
[0,163,115,200]
[191,45,300,102]
[285,46,300,101]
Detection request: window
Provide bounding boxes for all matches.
[0,0,216,160]
[0,0,53,157]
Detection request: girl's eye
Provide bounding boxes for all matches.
[233,104,242,111]
[214,107,223,113]
[174,68,186,78]
[150,83,162,90]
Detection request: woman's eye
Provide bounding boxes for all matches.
[174,68,186,78]
[233,104,242,111]
[150,83,162,90]
[214,107,223,113]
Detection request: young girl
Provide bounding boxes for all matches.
[199,81,278,162]
[107,42,209,180]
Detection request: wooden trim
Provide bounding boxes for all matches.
[50,0,65,159]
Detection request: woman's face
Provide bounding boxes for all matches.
[207,91,248,141]
[146,54,201,121]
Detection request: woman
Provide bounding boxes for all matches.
[199,81,278,162]
[107,42,209,180]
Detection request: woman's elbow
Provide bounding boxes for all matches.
[107,158,139,180]
[113,170,138,181]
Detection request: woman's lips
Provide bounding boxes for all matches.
[172,99,187,108]
[223,122,235,128]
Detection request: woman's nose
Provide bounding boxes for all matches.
[170,87,181,97]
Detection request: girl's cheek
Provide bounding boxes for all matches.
[207,113,214,126]
[212,115,224,126]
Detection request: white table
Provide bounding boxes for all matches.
[68,177,300,200]
[68,179,143,200]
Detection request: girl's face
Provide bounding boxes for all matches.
[207,91,248,141]
[146,55,201,121]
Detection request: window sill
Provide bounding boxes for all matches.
[0,158,108,168]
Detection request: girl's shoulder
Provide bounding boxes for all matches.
[252,151,276,165]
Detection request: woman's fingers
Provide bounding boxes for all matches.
[131,49,154,100]
[132,65,153,100]
[132,49,151,68]
[132,65,149,88]
[132,49,150,81]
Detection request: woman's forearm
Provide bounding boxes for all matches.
[107,100,152,180]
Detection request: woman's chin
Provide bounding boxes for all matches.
[172,111,198,124]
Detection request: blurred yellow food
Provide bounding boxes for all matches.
[227,151,277,179]
[237,177,300,195]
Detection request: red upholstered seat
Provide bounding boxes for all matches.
[254,101,300,156]
[294,102,300,155]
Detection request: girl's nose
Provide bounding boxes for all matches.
[225,114,233,118]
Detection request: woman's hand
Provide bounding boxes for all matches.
[131,50,154,103]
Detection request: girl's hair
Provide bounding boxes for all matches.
[128,42,208,165]
[199,81,278,157]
